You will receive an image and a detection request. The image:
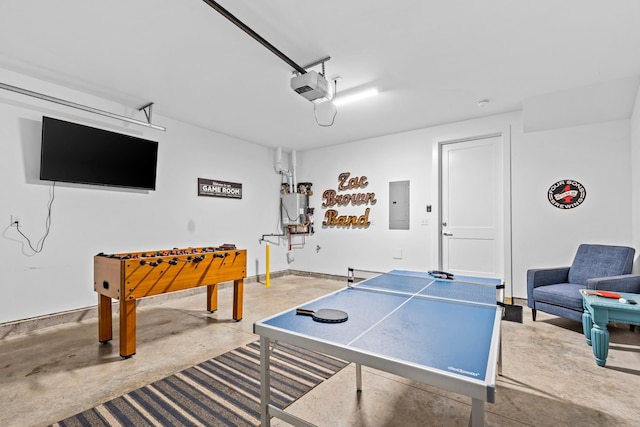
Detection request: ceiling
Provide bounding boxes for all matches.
[1,1,640,151]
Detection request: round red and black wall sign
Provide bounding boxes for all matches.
[548,180,586,209]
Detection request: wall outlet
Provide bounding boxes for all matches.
[10,215,21,227]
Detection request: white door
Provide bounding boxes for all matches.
[440,136,503,278]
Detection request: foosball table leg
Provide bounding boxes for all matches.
[233,279,243,321]
[207,284,218,312]
[98,294,113,343]
[119,298,137,358]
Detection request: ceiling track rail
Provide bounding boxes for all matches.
[201,0,308,75]
[0,81,166,131]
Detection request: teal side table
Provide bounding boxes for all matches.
[581,290,640,367]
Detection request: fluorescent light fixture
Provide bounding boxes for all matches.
[333,87,378,106]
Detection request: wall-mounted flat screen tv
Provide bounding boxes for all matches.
[40,116,158,190]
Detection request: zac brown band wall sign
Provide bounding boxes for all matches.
[322,172,377,227]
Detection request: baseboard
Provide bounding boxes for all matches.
[505,297,527,306]
[286,269,347,282]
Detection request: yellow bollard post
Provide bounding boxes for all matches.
[265,243,271,287]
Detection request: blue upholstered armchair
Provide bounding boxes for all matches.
[527,244,640,322]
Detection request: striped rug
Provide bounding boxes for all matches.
[50,340,348,427]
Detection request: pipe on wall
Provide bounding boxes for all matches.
[291,150,297,191]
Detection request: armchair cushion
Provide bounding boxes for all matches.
[568,244,634,286]
[532,283,584,312]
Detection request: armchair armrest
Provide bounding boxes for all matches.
[526,267,570,307]
[587,274,640,293]
[527,267,571,288]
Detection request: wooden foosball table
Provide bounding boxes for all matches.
[94,245,246,358]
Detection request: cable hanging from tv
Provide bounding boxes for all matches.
[0,81,166,131]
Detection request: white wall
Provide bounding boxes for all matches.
[293,113,517,281]
[512,119,633,289]
[2,66,637,324]
[0,69,288,324]
[631,83,640,272]
[293,127,436,274]
[292,112,634,299]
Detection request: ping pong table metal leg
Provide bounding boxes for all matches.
[469,398,485,427]
[355,363,362,391]
[260,336,271,427]
[268,406,316,427]
[260,337,316,427]
[498,329,503,376]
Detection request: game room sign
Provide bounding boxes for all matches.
[198,178,242,199]
[321,172,377,227]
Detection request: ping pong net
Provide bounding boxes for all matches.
[347,268,504,307]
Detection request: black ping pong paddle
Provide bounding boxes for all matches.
[428,270,454,280]
[296,307,348,323]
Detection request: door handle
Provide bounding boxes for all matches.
[443,232,453,236]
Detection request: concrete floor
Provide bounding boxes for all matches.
[1,275,639,427]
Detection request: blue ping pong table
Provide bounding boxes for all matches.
[253,269,503,427]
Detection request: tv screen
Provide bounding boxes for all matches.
[40,116,158,190]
